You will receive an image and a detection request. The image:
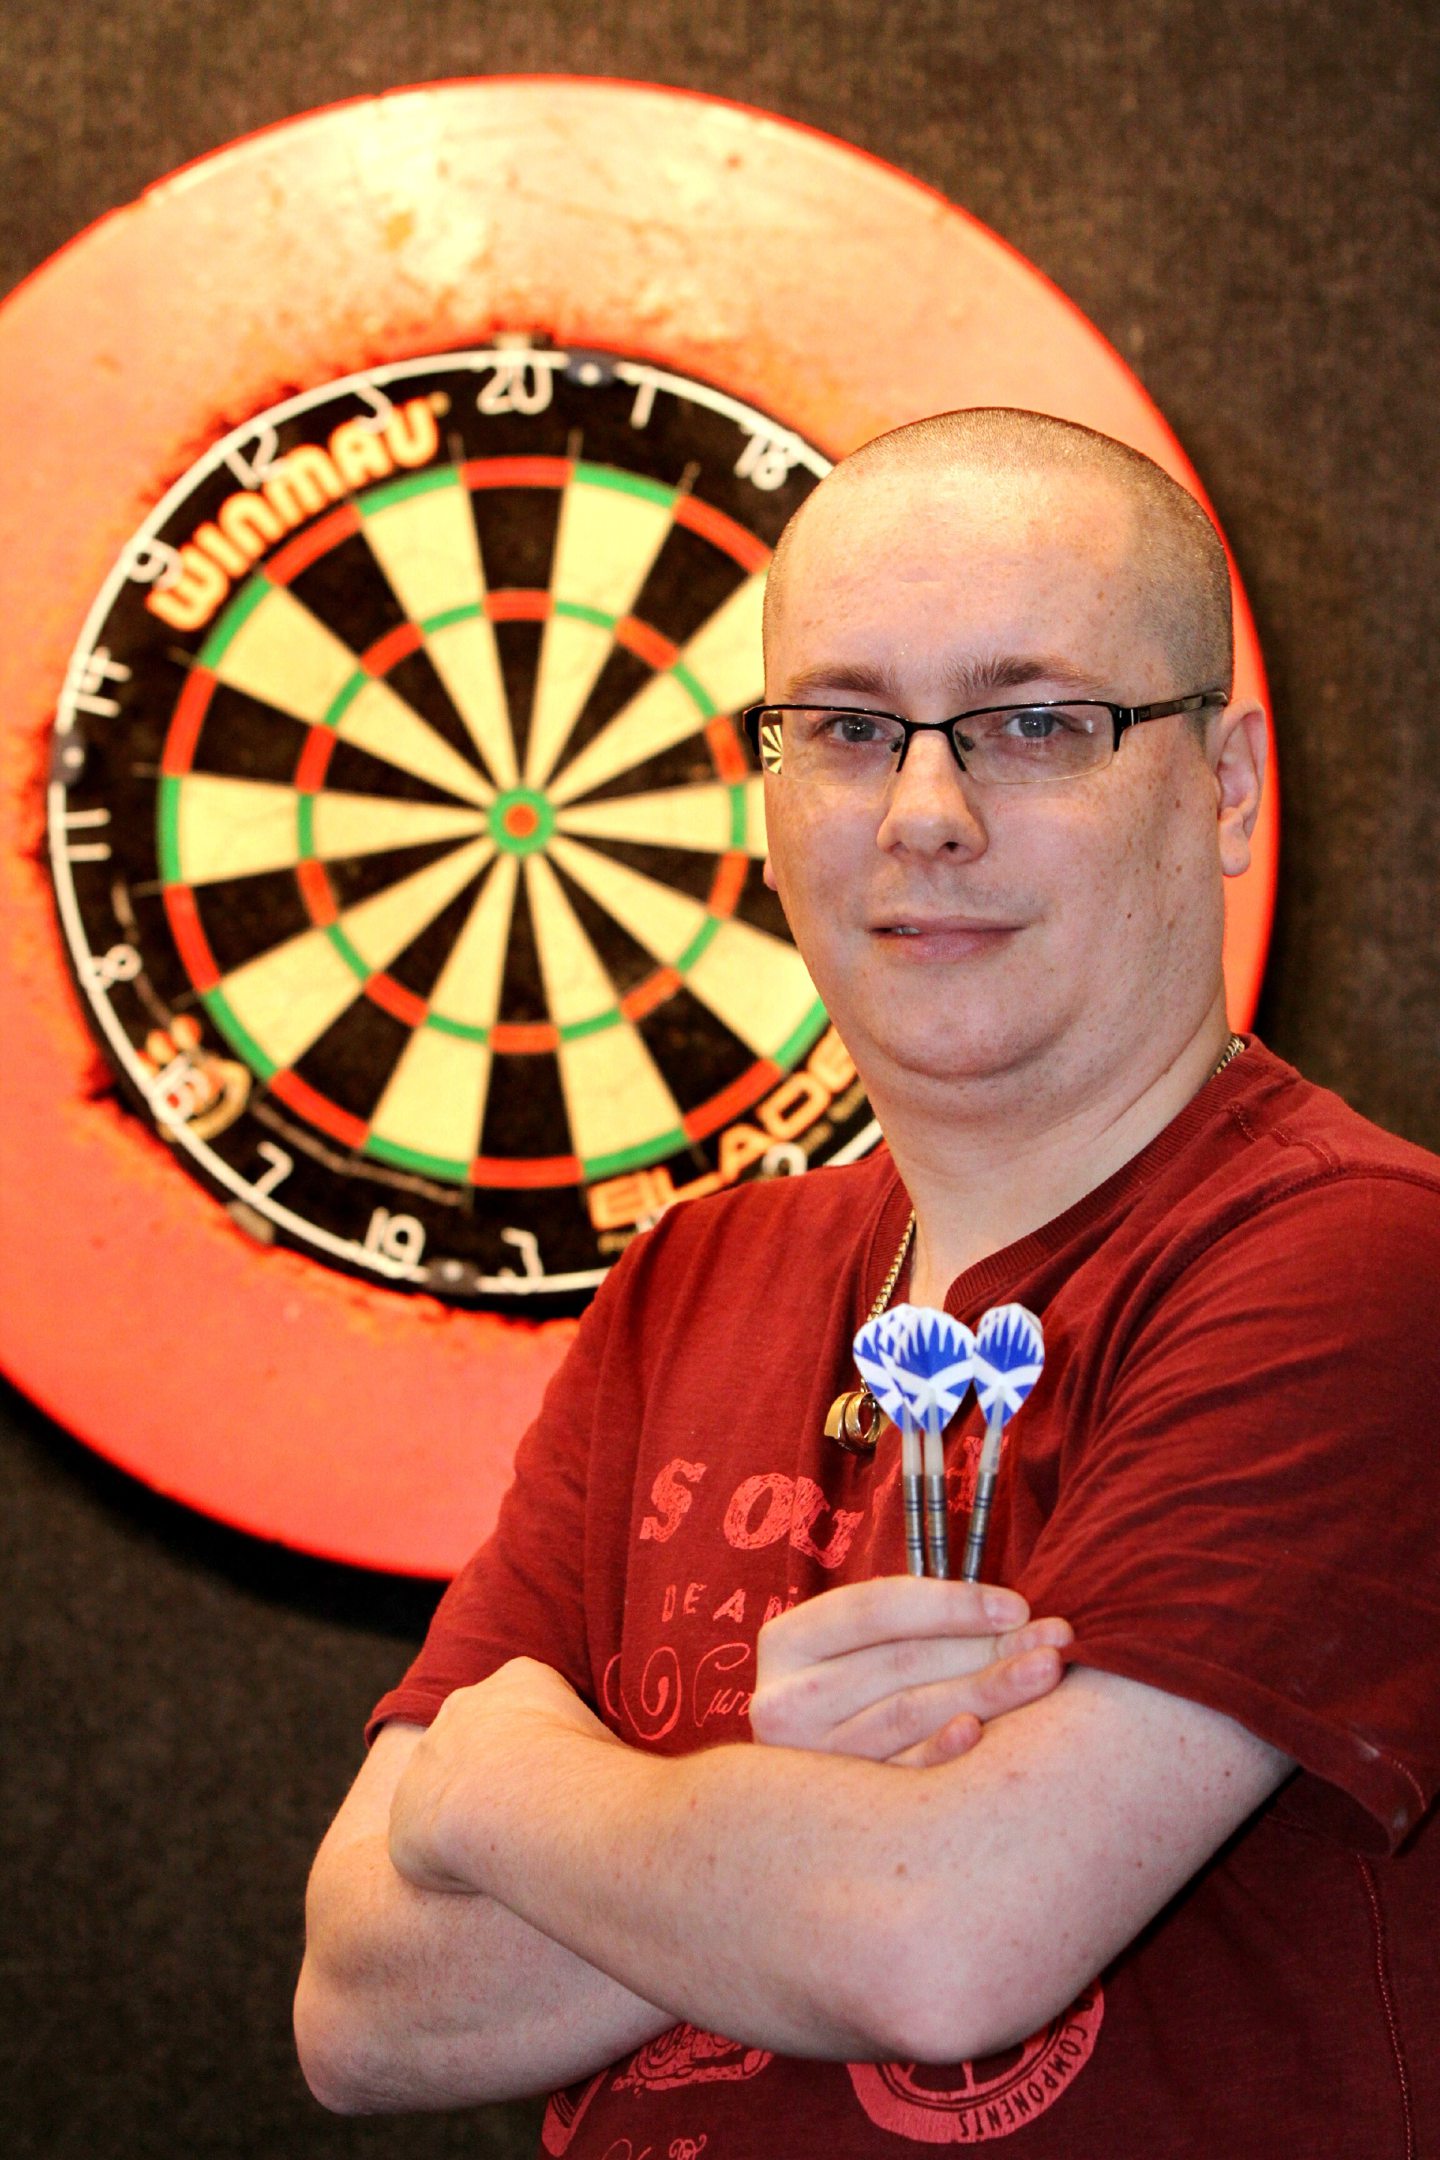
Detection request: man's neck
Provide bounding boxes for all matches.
[868,1003,1235,1304]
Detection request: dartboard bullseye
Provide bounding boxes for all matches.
[48,347,878,1308]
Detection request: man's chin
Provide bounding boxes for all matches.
[859,1020,1037,1091]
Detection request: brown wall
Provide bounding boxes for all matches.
[2,2,1436,2154]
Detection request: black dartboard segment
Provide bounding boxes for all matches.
[48,347,878,1308]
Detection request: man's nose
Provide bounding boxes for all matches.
[875,729,990,857]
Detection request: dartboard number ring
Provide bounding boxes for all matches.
[48,346,879,1309]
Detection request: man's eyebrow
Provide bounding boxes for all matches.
[778,661,905,704]
[774,654,1104,707]
[946,654,1104,703]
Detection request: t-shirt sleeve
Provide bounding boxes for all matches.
[1018,1171,1440,1855]
[364,1232,639,1745]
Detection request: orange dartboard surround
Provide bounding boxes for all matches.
[0,80,1276,1574]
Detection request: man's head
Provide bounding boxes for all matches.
[764,409,1234,700]
[758,408,1265,1113]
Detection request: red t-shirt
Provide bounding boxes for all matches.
[370,1044,1440,2157]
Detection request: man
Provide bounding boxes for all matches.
[295,411,1440,2156]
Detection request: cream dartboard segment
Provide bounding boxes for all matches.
[48,350,880,1304]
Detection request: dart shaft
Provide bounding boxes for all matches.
[922,1428,949,1577]
[901,1427,926,1576]
[904,1475,926,1575]
[960,1469,998,1582]
[960,1405,1007,1580]
[976,1413,1005,1484]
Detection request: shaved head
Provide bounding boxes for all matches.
[755,402,1267,1147]
[764,408,1233,698]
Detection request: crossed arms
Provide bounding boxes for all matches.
[295,1577,1291,2114]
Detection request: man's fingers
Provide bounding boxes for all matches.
[807,1646,1065,1763]
[751,1619,1073,1748]
[890,1713,984,1770]
[964,1645,1066,1722]
[828,1680,986,1761]
[757,1575,1032,1676]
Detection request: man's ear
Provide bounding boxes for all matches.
[763,854,779,892]
[1212,702,1267,878]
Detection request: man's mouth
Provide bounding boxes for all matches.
[875,917,1013,935]
[872,915,1020,952]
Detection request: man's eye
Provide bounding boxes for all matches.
[824,712,890,746]
[1004,707,1062,739]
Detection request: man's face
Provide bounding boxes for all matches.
[762,463,1245,1102]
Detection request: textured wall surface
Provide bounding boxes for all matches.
[1,3,1436,2155]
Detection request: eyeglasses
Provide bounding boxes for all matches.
[740,690,1228,787]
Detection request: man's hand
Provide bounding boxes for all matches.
[751,1578,1072,1767]
[389,1659,615,1895]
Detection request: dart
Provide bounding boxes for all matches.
[854,1305,976,1577]
[885,1305,977,1578]
[853,1309,927,1575]
[960,1303,1045,1583]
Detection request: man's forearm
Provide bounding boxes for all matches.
[390,1659,1292,2068]
[393,1702,959,2061]
[296,1824,675,2111]
[296,1719,678,2114]
[302,1585,1077,2112]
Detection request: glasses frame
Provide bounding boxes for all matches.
[740,689,1229,781]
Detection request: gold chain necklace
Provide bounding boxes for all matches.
[823,1214,916,1451]
[824,1034,1246,1455]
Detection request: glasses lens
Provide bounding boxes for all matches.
[762,708,906,779]
[957,705,1110,784]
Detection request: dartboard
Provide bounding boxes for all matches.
[1,78,1276,1570]
[50,347,868,1306]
